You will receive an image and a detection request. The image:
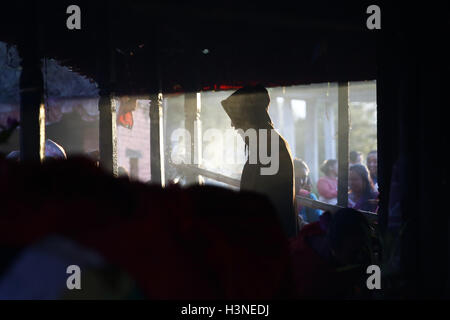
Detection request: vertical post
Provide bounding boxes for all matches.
[276,96,284,129]
[337,82,350,207]
[195,93,202,167]
[323,101,337,160]
[304,99,319,186]
[163,97,170,186]
[98,93,118,176]
[277,96,296,158]
[283,99,296,158]
[18,1,45,162]
[184,92,202,185]
[97,1,117,176]
[149,93,165,186]
[129,158,139,179]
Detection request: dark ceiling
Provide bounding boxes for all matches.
[0,1,404,95]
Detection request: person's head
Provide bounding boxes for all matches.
[221,84,272,132]
[44,139,67,160]
[6,150,20,162]
[326,208,373,266]
[118,166,130,179]
[366,150,377,179]
[349,151,363,165]
[294,158,311,191]
[349,164,374,197]
[320,159,338,177]
[5,139,66,162]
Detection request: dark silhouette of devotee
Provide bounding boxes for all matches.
[221,85,298,238]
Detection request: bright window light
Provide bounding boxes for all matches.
[291,99,306,119]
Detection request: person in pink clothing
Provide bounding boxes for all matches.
[317,159,338,205]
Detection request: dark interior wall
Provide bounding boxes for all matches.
[0,1,378,94]
[377,2,450,298]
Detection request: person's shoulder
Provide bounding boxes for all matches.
[277,136,293,158]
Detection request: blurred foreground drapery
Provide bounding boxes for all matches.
[0,157,292,299]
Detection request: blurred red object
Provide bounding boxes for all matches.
[117,96,136,129]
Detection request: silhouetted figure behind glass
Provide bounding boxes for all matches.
[221,85,298,238]
[349,150,363,166]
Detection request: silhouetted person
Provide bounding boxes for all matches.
[366,150,378,189]
[294,158,321,223]
[317,159,338,205]
[348,164,378,212]
[349,150,363,166]
[221,85,298,238]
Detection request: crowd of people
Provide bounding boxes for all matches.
[295,150,379,224]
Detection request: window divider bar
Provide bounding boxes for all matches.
[337,82,349,207]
